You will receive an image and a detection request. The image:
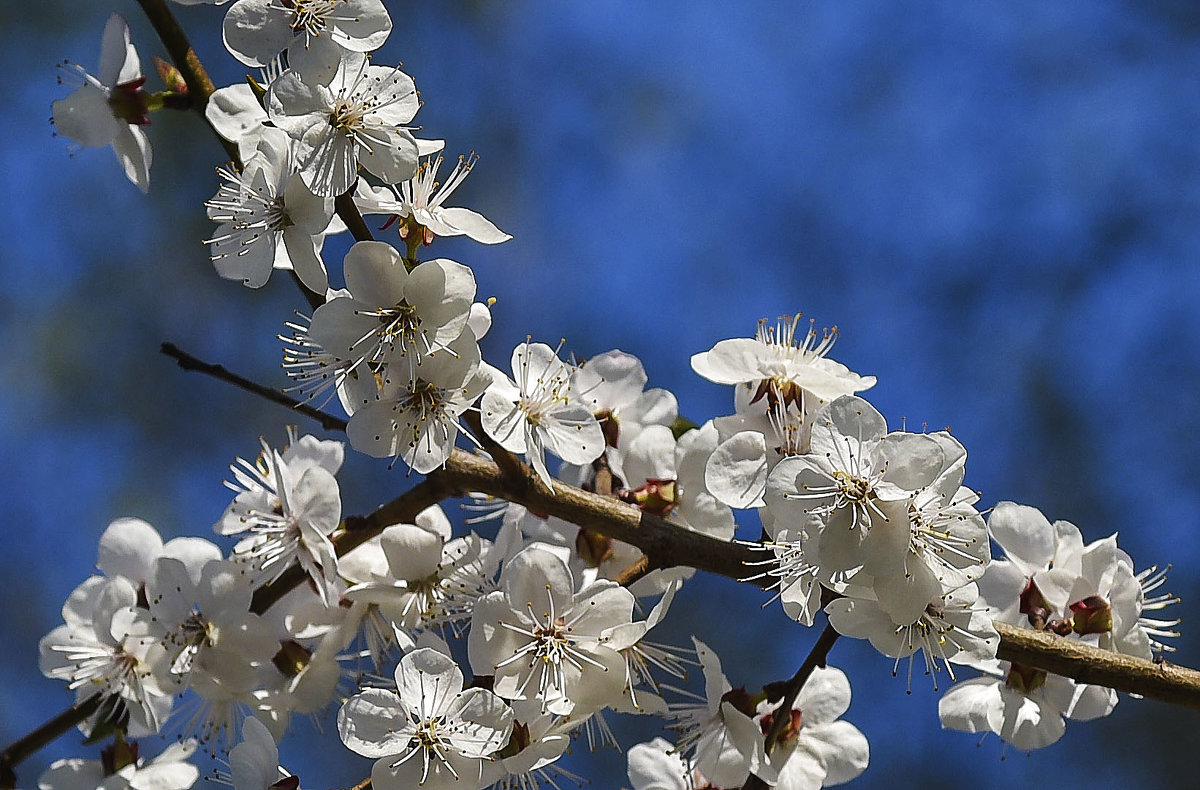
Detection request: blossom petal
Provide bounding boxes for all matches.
[337,687,410,757]
[112,124,151,193]
[435,207,512,243]
[53,85,121,148]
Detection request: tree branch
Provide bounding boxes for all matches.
[764,622,841,755]
[162,347,1200,710]
[0,695,102,790]
[160,342,348,433]
[741,621,841,790]
[994,621,1200,709]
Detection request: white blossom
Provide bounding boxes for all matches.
[339,648,513,790]
[223,0,392,84]
[206,127,333,291]
[217,431,344,606]
[691,315,875,414]
[357,153,512,244]
[467,545,632,718]
[52,13,151,192]
[267,53,420,197]
[481,341,605,488]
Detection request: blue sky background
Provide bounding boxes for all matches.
[4,1,1200,788]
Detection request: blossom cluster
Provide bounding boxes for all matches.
[35,4,1185,790]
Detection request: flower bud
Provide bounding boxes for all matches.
[575,528,614,567]
[1004,661,1047,693]
[759,708,803,745]
[1070,595,1114,636]
[629,478,679,518]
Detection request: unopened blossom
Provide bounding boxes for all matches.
[223,0,392,83]
[206,128,334,291]
[339,648,513,790]
[481,341,606,488]
[52,13,152,192]
[38,740,200,790]
[467,545,632,718]
[691,315,875,415]
[357,152,512,245]
[217,432,343,605]
[267,53,420,197]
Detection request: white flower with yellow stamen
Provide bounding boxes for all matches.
[339,648,513,790]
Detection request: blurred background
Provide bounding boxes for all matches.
[5,0,1200,787]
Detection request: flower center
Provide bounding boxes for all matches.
[833,469,871,503]
[413,715,445,750]
[401,380,448,421]
[531,618,571,664]
[282,0,337,36]
[329,98,365,135]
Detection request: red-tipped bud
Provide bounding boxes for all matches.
[1070,595,1113,635]
[153,57,187,94]
[759,708,803,744]
[630,478,678,518]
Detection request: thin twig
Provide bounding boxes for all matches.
[740,622,840,790]
[765,622,840,754]
[336,188,375,243]
[0,694,103,790]
[160,342,348,432]
[614,554,656,587]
